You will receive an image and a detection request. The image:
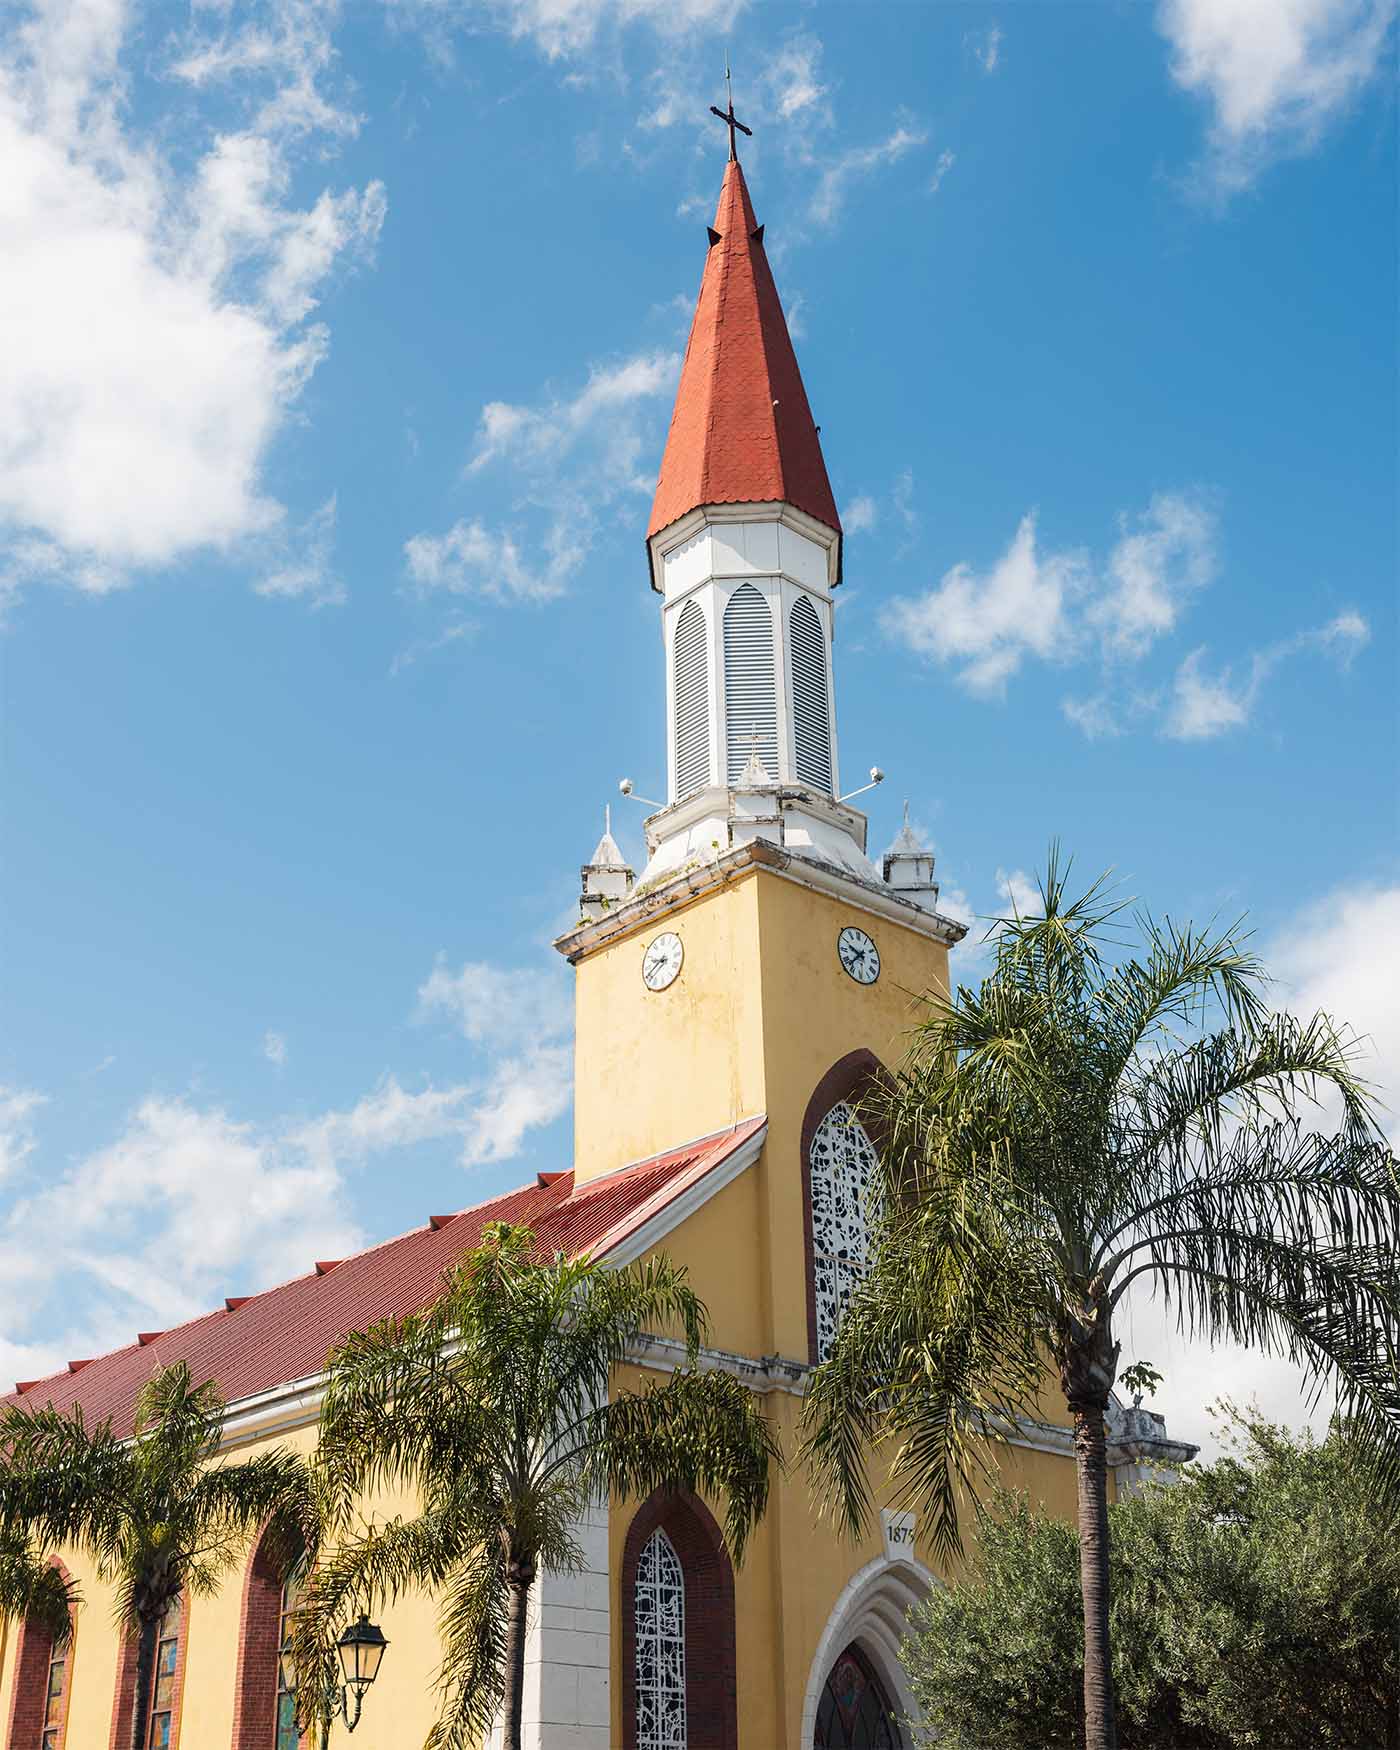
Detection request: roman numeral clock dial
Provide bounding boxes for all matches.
[642,931,684,992]
[837,925,881,985]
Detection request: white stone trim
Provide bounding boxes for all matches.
[799,1552,934,1748]
[554,839,967,967]
[648,501,840,592]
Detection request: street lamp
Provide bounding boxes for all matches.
[318,1615,388,1745]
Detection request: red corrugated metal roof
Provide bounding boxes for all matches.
[3,1118,765,1438]
[648,159,841,544]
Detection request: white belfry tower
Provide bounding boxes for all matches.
[631,157,893,890]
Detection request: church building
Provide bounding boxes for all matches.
[0,143,1193,1750]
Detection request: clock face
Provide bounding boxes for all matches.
[837,925,881,985]
[642,931,684,992]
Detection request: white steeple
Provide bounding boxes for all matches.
[579,806,634,921]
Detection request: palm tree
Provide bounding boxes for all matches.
[0,1362,316,1750]
[801,854,1399,1750]
[295,1221,779,1750]
[0,1526,78,1648]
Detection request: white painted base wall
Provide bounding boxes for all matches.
[489,1502,611,1750]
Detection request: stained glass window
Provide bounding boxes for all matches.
[634,1528,686,1749]
[815,1645,902,1749]
[276,1568,306,1749]
[40,1639,67,1750]
[146,1595,183,1750]
[809,1101,883,1362]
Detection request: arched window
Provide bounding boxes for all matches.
[790,595,832,792]
[808,1101,883,1364]
[621,1492,736,1750]
[723,584,777,783]
[5,1563,75,1750]
[815,1645,903,1749]
[634,1530,685,1749]
[231,1528,306,1750]
[673,600,710,799]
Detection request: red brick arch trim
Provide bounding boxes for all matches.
[6,1559,75,1750]
[230,1527,295,1750]
[619,1490,737,1750]
[799,1049,891,1367]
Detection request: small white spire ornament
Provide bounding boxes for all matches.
[580,805,635,921]
[882,800,940,911]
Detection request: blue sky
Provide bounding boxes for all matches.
[2,0,1396,1451]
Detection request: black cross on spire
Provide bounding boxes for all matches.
[709,64,752,161]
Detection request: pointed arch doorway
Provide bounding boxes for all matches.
[814,1643,902,1748]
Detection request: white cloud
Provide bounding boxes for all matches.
[0,950,576,1387]
[404,519,563,603]
[996,867,1040,918]
[0,1088,47,1182]
[810,125,928,228]
[407,347,679,603]
[928,149,956,194]
[1158,0,1397,193]
[0,0,384,604]
[480,0,741,61]
[1164,609,1369,740]
[1091,492,1219,659]
[0,1096,362,1383]
[845,496,878,534]
[881,512,1087,696]
[1163,646,1255,740]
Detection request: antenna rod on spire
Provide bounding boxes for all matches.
[709,62,752,161]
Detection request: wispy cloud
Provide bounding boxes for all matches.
[1163,611,1370,740]
[928,148,956,194]
[406,347,679,603]
[968,23,1004,73]
[1157,0,1397,195]
[255,495,345,606]
[263,1031,288,1068]
[810,125,929,228]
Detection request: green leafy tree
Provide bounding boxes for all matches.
[902,1409,1400,1750]
[0,1363,316,1750]
[296,1221,779,1750]
[802,854,1399,1750]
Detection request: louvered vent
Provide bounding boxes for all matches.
[790,595,833,792]
[672,600,710,798]
[723,585,779,783]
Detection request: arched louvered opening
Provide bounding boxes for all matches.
[723,584,778,783]
[672,600,710,799]
[790,594,833,792]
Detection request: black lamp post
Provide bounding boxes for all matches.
[318,1615,389,1746]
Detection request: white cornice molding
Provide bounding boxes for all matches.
[647,500,841,593]
[553,838,967,964]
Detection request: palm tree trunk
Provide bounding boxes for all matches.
[500,1550,536,1750]
[1072,1402,1117,1750]
[128,1614,159,1750]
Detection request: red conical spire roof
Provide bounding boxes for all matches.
[648,159,841,548]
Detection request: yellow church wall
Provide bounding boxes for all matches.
[572,874,768,1183]
[750,869,953,1364]
[627,1160,768,1360]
